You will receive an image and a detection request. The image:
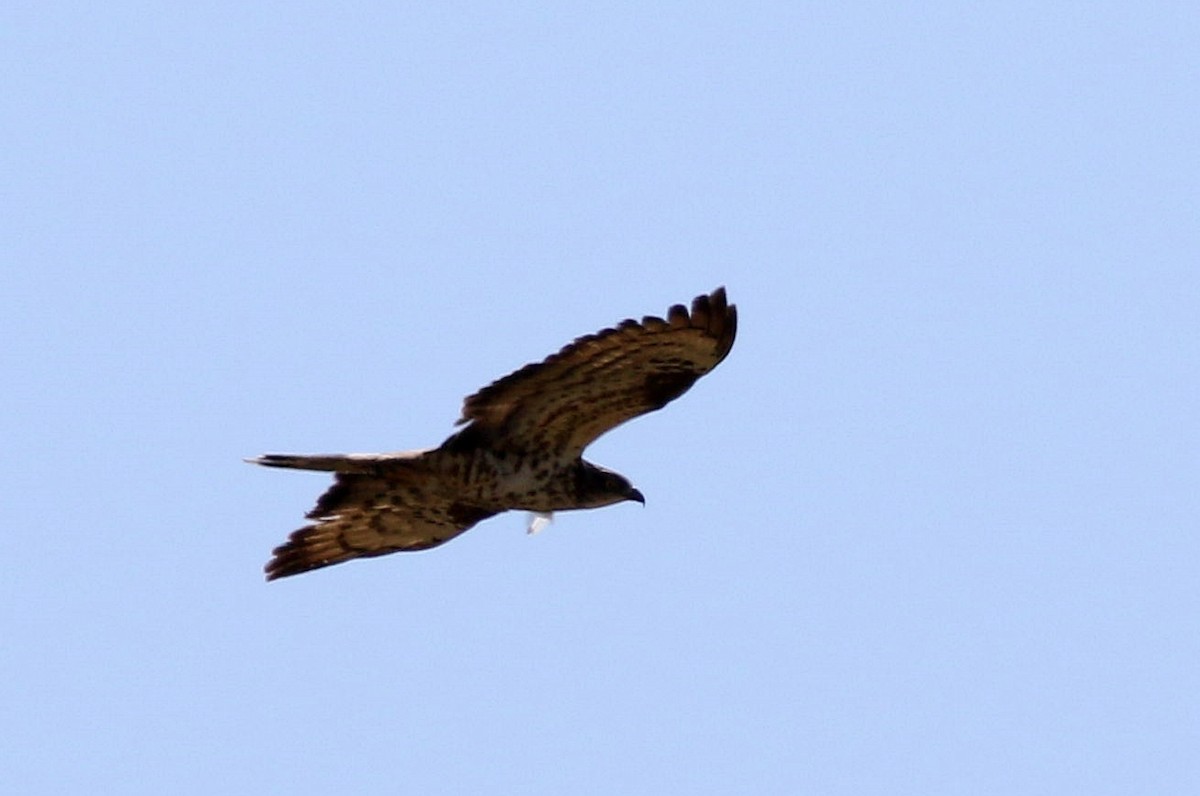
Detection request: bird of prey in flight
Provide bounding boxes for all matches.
[249,287,737,580]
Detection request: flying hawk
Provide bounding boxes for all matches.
[250,287,737,580]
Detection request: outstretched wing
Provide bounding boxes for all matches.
[263,468,496,580]
[456,287,736,458]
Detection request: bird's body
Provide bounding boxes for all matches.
[251,287,736,580]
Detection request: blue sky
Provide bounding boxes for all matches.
[3,3,1197,793]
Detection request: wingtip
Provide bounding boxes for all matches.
[707,286,732,316]
[719,299,737,360]
[696,286,736,363]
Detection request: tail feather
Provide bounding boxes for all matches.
[246,451,428,474]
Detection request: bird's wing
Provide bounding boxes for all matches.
[264,467,496,580]
[455,287,736,458]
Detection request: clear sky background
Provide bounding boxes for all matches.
[4,3,1197,794]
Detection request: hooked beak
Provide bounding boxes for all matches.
[626,487,646,505]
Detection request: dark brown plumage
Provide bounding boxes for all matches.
[250,287,737,580]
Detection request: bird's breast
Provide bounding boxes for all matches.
[439,448,575,512]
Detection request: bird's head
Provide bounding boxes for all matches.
[577,462,645,508]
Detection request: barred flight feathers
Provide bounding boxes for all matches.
[457,287,736,457]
